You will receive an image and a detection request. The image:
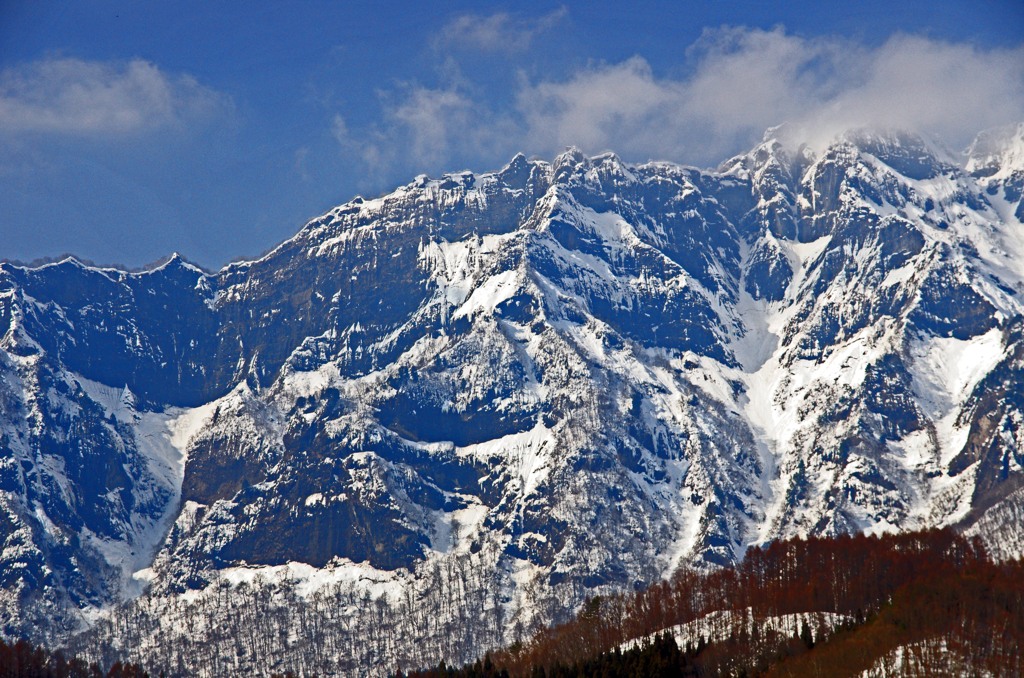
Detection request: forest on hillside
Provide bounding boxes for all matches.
[1,529,1019,677]
[405,529,1023,677]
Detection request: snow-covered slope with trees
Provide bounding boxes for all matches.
[1,124,1022,674]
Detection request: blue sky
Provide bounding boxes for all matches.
[2,1,1023,270]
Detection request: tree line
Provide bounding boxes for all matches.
[405,528,1023,677]
[0,638,148,678]
[5,528,1020,676]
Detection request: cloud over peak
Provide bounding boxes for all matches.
[516,28,1024,163]
[337,26,1024,177]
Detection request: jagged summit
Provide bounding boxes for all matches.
[2,125,1024,673]
[966,122,1024,175]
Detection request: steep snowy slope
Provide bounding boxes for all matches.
[718,129,1024,545]
[1,124,1022,674]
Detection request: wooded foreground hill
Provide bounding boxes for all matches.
[0,529,1019,676]
[406,529,1023,677]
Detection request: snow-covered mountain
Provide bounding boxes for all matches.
[1,124,1023,674]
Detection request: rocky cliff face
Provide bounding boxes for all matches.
[2,124,1023,673]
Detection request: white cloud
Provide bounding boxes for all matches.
[792,34,1024,150]
[436,8,567,53]
[517,57,685,158]
[0,57,231,136]
[331,113,351,146]
[334,87,517,180]
[517,28,1024,163]
[389,87,480,166]
[337,27,1024,177]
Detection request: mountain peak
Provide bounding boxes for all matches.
[497,152,533,188]
[144,251,207,276]
[503,151,528,168]
[966,122,1024,178]
[820,127,951,180]
[553,145,590,176]
[761,123,791,143]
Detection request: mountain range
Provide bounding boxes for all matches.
[1,123,1023,674]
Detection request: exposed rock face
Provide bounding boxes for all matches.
[1,125,1023,672]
